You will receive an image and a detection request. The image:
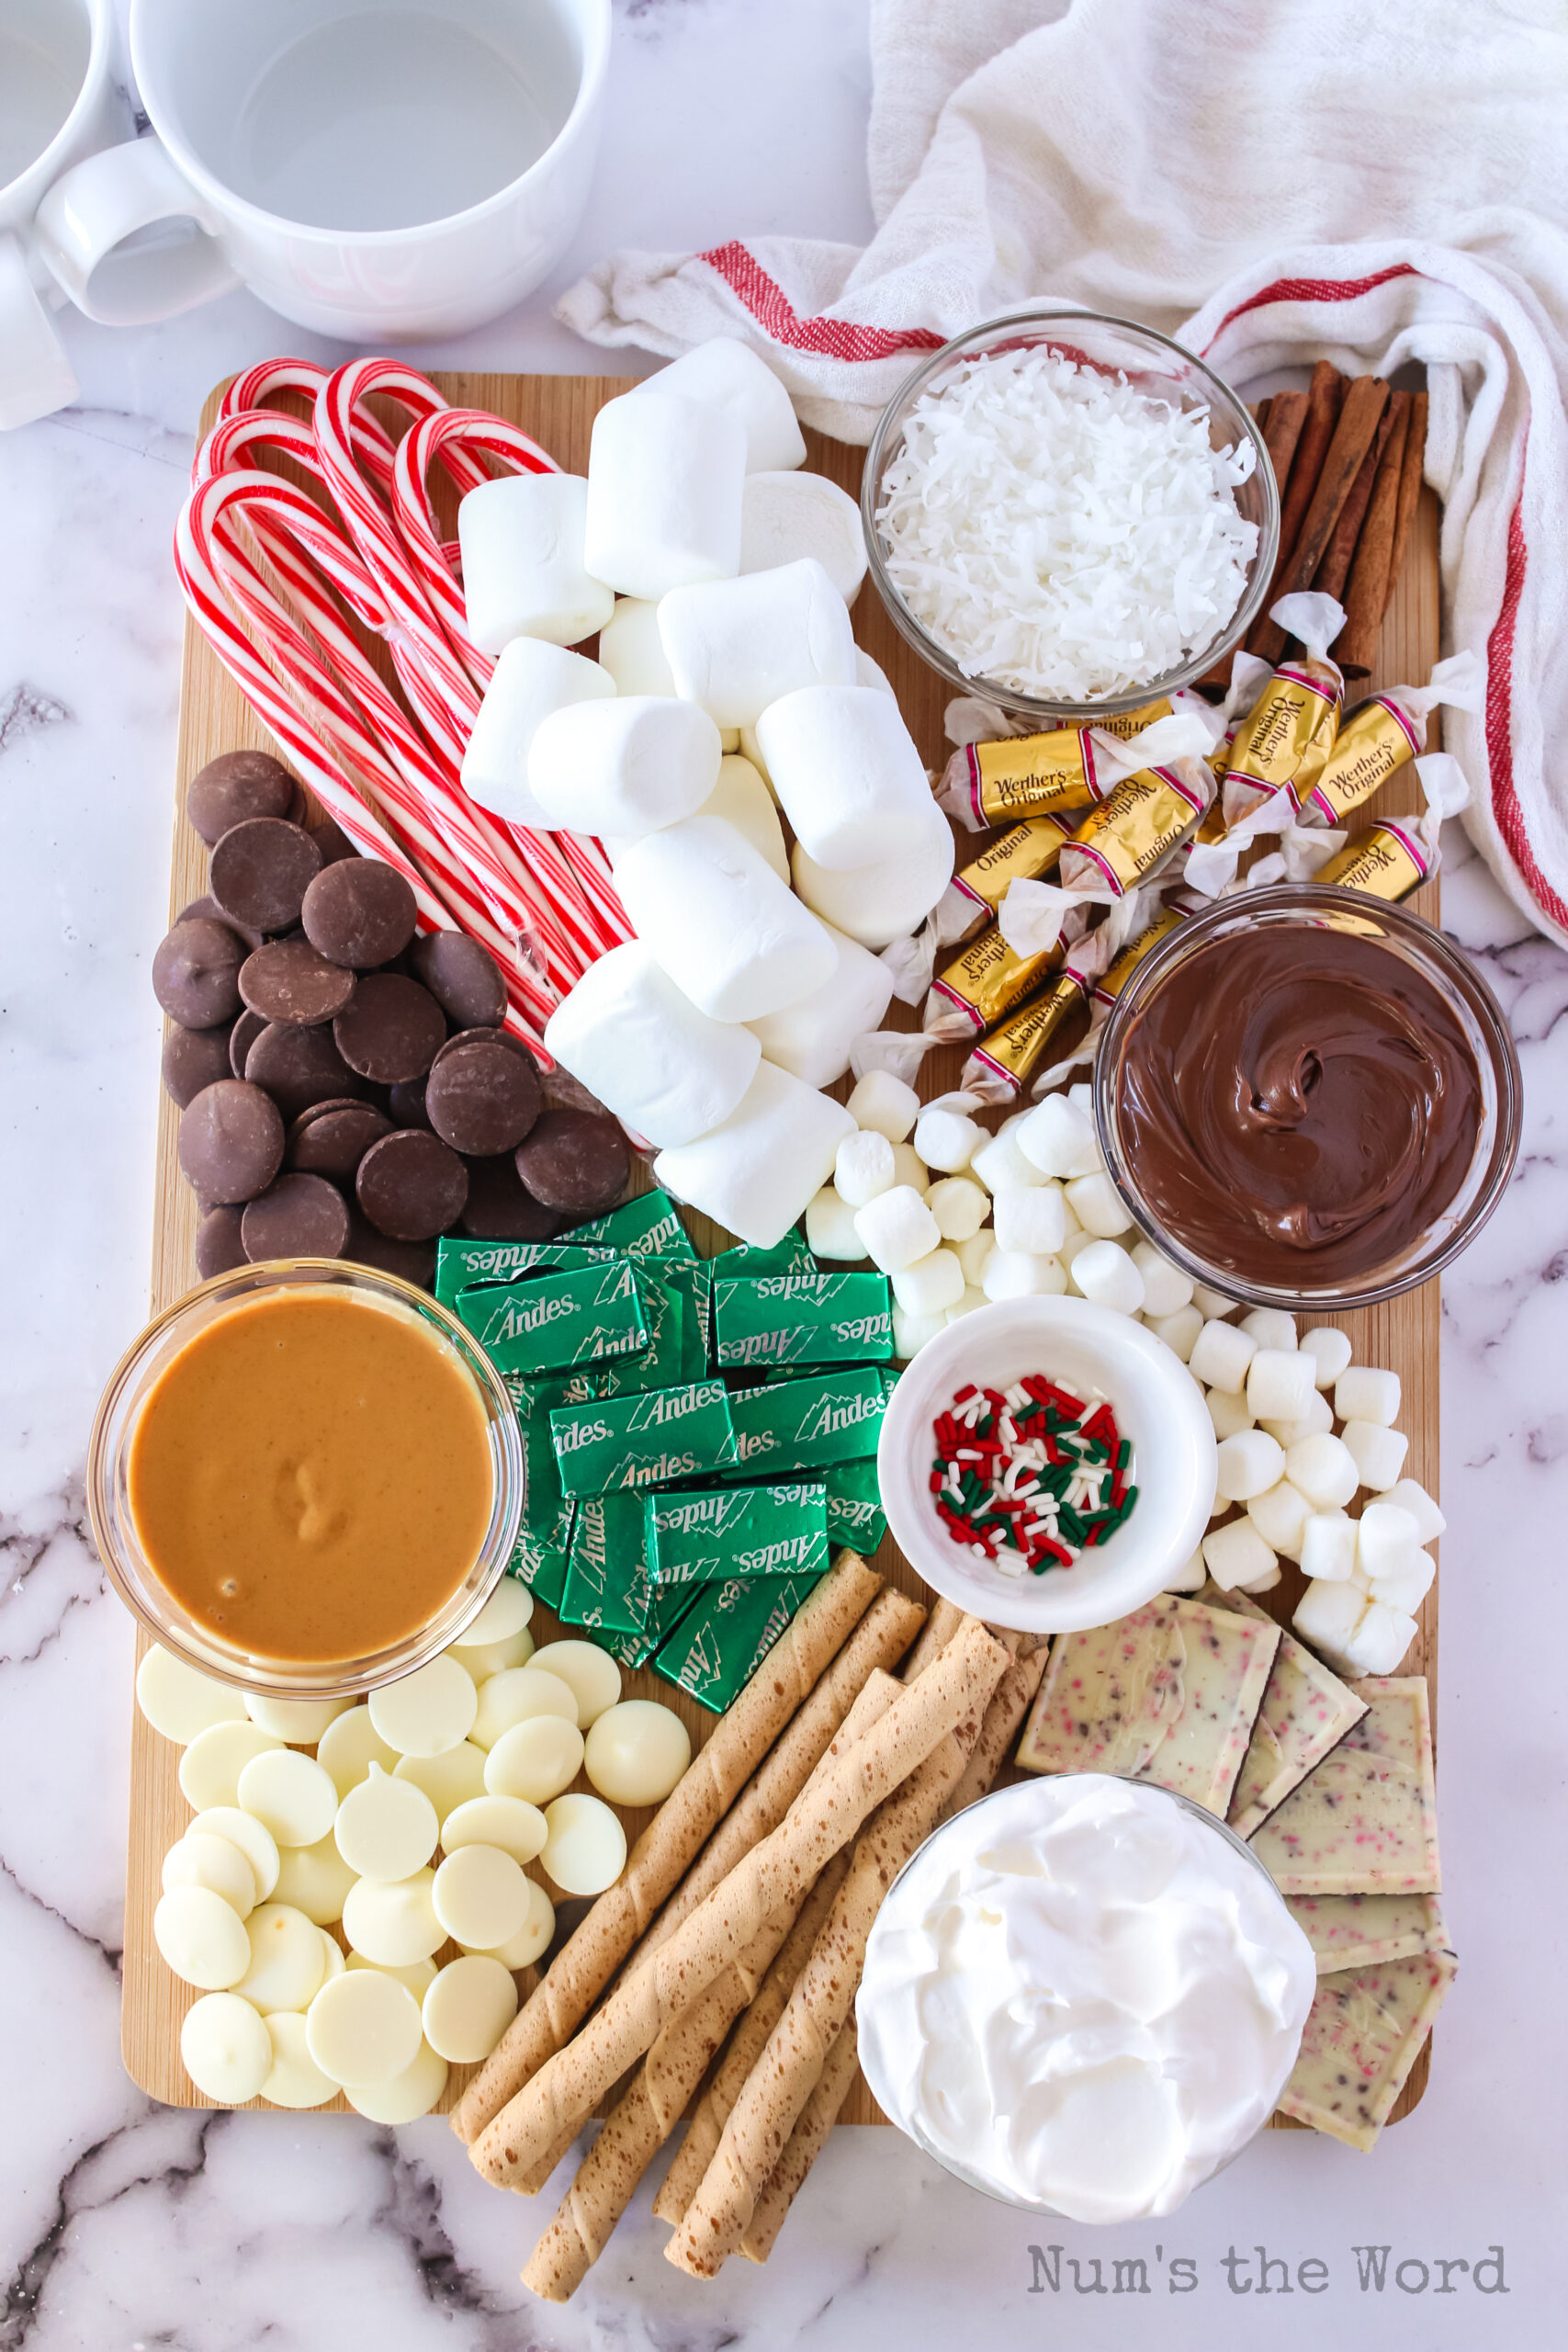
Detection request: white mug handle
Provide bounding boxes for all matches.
[0,233,79,431]
[34,138,241,325]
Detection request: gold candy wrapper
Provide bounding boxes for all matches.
[948,729,1105,831]
[1223,659,1342,811]
[1077,698,1174,741]
[926,922,1062,1039]
[1089,905,1192,1009]
[937,816,1070,942]
[1315,822,1435,903]
[962,967,1088,1104]
[1295,694,1423,825]
[1060,765,1212,898]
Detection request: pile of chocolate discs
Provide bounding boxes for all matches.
[155,750,631,1287]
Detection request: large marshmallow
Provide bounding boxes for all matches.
[596,598,678,697]
[699,755,788,882]
[654,1060,852,1250]
[630,338,807,473]
[739,471,866,604]
[584,392,745,601]
[457,473,614,654]
[658,561,856,730]
[791,799,954,948]
[745,920,894,1088]
[460,640,615,830]
[543,944,760,1151]
[615,814,837,1022]
[527,697,722,839]
[757,684,931,870]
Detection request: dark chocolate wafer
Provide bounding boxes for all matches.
[333,973,446,1084]
[342,1215,439,1289]
[245,1021,367,1122]
[162,1022,235,1109]
[209,818,321,933]
[240,938,357,1026]
[288,1100,392,1181]
[177,1080,285,1204]
[241,1172,352,1262]
[195,1204,248,1281]
[356,1128,468,1241]
[513,1107,630,1218]
[409,931,507,1030]
[302,859,418,969]
[425,1032,542,1156]
[230,1008,266,1079]
[458,1153,562,1240]
[152,917,246,1029]
[186,750,295,846]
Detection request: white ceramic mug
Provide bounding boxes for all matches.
[35,0,611,344]
[0,0,119,430]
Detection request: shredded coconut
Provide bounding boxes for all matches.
[876,345,1258,702]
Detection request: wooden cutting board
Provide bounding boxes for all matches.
[124,372,1442,2129]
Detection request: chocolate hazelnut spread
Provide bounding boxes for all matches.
[1113,922,1483,1286]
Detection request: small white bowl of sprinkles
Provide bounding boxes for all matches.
[862,308,1280,722]
[878,1295,1217,1634]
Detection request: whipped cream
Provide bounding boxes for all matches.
[857,1773,1315,2223]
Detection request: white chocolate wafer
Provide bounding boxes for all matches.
[177,1721,283,1813]
[236,1748,338,1848]
[271,1834,357,1928]
[317,1704,399,1797]
[334,1764,439,1883]
[346,2039,449,2124]
[162,1832,257,1919]
[541,1795,627,1896]
[368,1657,477,1758]
[260,2010,337,2109]
[136,1645,247,1745]
[423,1956,520,2066]
[186,1807,279,1904]
[307,1967,423,2087]
[237,1902,329,2012]
[180,1991,272,2105]
[153,1885,251,1990]
[342,1869,444,1967]
[440,1793,547,1865]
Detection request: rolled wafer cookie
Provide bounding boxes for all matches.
[666,1692,992,2276]
[945,1642,1049,1816]
[900,1597,967,1681]
[624,1589,926,1974]
[522,1854,852,2301]
[739,2019,862,2265]
[473,1619,1009,2188]
[452,1549,881,2144]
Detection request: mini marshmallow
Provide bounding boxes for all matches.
[1240,1307,1298,1354]
[1299,1325,1354,1389]
[1071,1239,1145,1317]
[1202,1516,1277,1593]
[457,473,613,654]
[893,1306,947,1358]
[585,391,745,600]
[991,1185,1066,1257]
[856,649,896,697]
[854,1184,942,1273]
[1015,1093,1100,1180]
[740,470,867,603]
[1205,1385,1255,1440]
[892,1248,964,1318]
[630,337,806,473]
[956,1229,997,1286]
[791,800,954,948]
[1063,1171,1132,1238]
[1258,1390,1335,1447]
[945,1288,987,1323]
[890,1143,931,1194]
[653,1059,854,1250]
[597,596,678,696]
[1246,1348,1317,1425]
[1300,1509,1359,1583]
[926,1176,989,1242]
[1292,1576,1368,1661]
[1128,1244,1193,1319]
[1368,1552,1436,1616]
[847,1069,919,1143]
[1335,1366,1403,1427]
[969,1126,1046,1195]
[833,1129,895,1208]
[617,815,837,1021]
[659,560,856,729]
[1382,1478,1446,1545]
[1163,1550,1208,1594]
[1284,1431,1360,1510]
[1341,1419,1409,1493]
[758,684,931,869]
[1247,1478,1310,1563]
[982,1250,1066,1302]
[804,1186,866,1261]
[746,921,894,1088]
[1189,1319,1258,1394]
[460,640,615,830]
[1355,1502,1422,1582]
[1146,1304,1203,1363]
[914,1104,985,1173]
[528,695,722,839]
[699,755,788,881]
[1339,1601,1419,1679]
[1215,1429,1286,1502]
[544,944,760,1150]
[1058,1227,1096,1276]
[1192,1283,1240,1319]
[1235,1561,1283,1595]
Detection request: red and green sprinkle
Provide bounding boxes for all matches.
[929,1376,1137,1577]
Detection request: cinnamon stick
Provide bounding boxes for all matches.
[1337,390,1416,673]
[1376,389,1428,624]
[1245,362,1344,656]
[1260,388,1310,514]
[1314,393,1399,605]
[1251,376,1390,663]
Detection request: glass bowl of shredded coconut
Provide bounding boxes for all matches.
[863,310,1278,719]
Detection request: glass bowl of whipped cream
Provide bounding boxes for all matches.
[857,1773,1315,2223]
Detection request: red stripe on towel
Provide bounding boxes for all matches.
[699,241,946,363]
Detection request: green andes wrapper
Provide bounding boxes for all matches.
[652,1565,828,1713]
[463,1261,649,1377]
[644,1481,829,1586]
[436,1236,610,1307]
[825,1455,887,1554]
[599,1575,703,1670]
[592,1270,686,1396]
[713,1271,892,1370]
[549,1378,739,1498]
[660,1260,713,1377]
[709,1234,816,1283]
[560,1491,655,1633]
[724,1368,888,1478]
[571,1188,695,1265]
[503,1373,584,1611]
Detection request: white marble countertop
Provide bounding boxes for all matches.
[2,3,1563,2344]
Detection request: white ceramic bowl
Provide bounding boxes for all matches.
[877,1296,1217,1634]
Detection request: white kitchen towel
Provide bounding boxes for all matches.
[558,0,1568,945]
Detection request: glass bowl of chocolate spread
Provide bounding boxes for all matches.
[1096,886,1520,1311]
